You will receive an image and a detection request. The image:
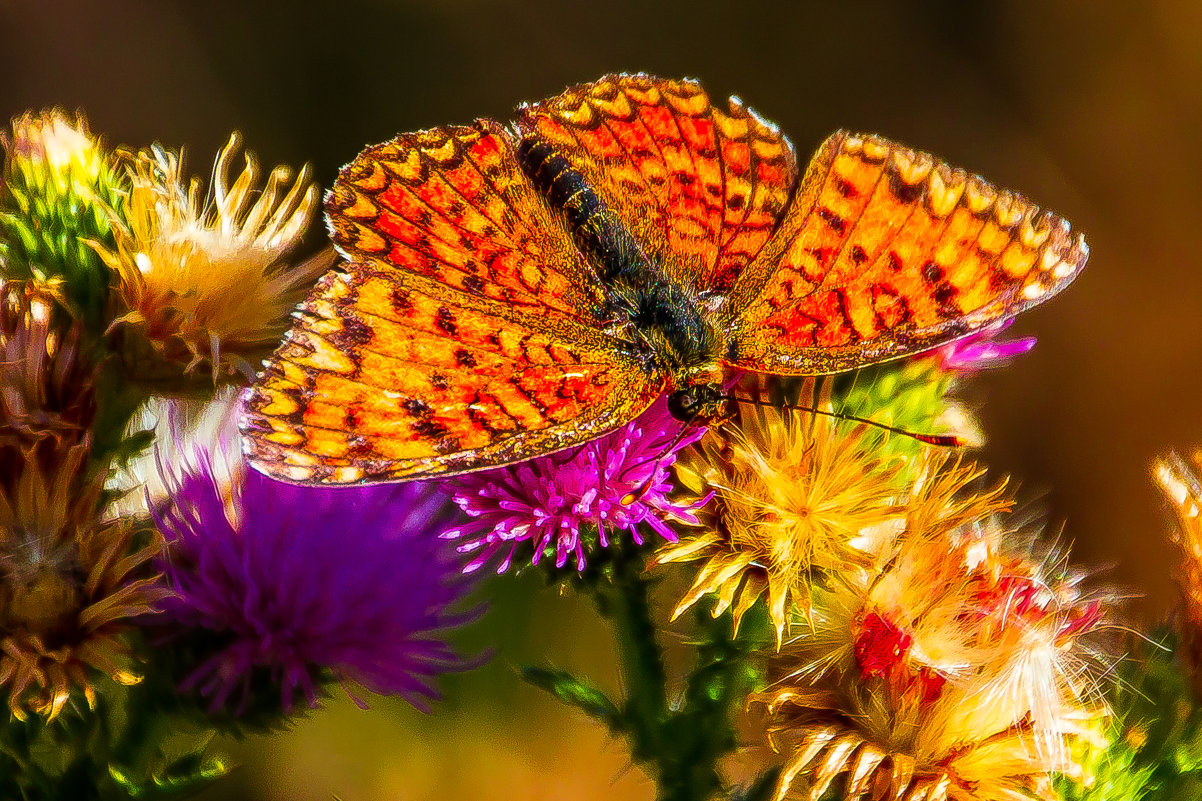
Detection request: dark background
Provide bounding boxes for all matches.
[4,1,1200,798]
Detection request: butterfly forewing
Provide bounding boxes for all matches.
[517,73,797,293]
[724,131,1088,375]
[326,120,607,324]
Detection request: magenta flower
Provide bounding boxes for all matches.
[441,396,711,574]
[152,455,479,714]
[936,320,1037,371]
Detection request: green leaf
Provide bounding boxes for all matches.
[519,665,624,733]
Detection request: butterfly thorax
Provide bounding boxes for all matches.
[518,136,729,421]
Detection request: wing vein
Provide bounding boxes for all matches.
[813,158,892,293]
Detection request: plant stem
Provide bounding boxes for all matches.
[591,544,745,801]
[593,544,669,764]
[89,358,148,469]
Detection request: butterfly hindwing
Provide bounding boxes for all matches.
[724,131,1088,374]
[243,268,661,482]
[517,73,797,294]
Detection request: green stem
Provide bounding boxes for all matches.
[593,544,669,765]
[89,365,145,463]
[589,544,753,801]
[110,679,160,772]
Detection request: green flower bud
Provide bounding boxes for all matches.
[834,357,968,470]
[0,111,125,329]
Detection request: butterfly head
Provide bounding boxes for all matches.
[666,381,730,425]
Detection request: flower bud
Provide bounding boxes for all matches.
[0,111,123,328]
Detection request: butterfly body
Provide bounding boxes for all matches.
[242,74,1088,484]
[518,133,728,420]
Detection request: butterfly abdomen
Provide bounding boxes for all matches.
[517,136,645,286]
[517,135,721,377]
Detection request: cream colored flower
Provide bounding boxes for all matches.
[95,134,332,384]
[105,388,243,520]
[753,497,1110,801]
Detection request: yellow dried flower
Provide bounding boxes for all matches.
[94,134,332,385]
[752,491,1110,801]
[657,379,910,646]
[0,243,163,721]
[1154,449,1202,696]
[0,281,94,452]
[0,441,168,719]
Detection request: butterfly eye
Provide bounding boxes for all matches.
[667,390,697,422]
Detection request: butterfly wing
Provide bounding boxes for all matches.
[242,122,664,483]
[326,120,606,322]
[723,131,1088,374]
[516,73,797,293]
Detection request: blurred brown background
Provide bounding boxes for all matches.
[3,0,1200,798]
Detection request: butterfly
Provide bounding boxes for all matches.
[241,73,1088,484]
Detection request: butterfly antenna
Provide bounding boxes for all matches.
[732,395,963,447]
[617,393,959,508]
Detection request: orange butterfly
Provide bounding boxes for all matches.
[241,73,1087,484]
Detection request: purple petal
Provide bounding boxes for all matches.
[438,396,712,574]
[153,457,483,715]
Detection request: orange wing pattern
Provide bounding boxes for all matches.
[243,268,661,482]
[244,121,666,483]
[725,131,1089,374]
[326,120,605,323]
[244,76,1091,485]
[517,73,797,293]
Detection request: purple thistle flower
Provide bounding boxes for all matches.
[936,319,1037,371]
[152,453,479,715]
[441,396,711,574]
